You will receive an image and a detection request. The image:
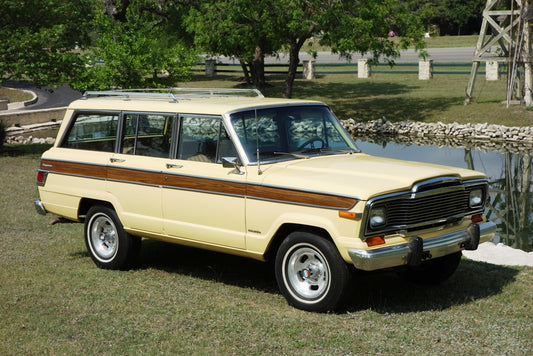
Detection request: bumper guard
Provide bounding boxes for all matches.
[348,221,496,271]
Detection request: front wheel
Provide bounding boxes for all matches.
[275,231,352,312]
[84,205,141,270]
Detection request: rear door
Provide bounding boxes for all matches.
[108,112,175,233]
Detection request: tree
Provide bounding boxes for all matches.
[0,0,94,85]
[185,0,426,98]
[279,0,426,97]
[185,0,283,89]
[78,0,197,91]
[404,0,486,36]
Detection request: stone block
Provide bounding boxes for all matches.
[418,60,433,80]
[302,60,315,80]
[486,61,500,81]
[358,59,371,78]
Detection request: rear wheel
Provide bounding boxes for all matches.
[84,205,141,270]
[275,231,352,312]
[397,251,462,285]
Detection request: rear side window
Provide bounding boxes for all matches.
[61,112,119,152]
[121,113,174,158]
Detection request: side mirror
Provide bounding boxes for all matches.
[221,157,244,175]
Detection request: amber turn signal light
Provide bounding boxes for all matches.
[471,214,483,223]
[338,211,357,219]
[366,236,385,247]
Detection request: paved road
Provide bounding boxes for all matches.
[2,81,82,111]
[218,47,477,64]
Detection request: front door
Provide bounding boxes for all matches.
[162,115,247,249]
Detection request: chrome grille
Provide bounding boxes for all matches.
[364,179,487,237]
[381,189,469,226]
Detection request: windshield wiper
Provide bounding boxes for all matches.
[318,148,360,154]
[299,148,358,155]
[273,152,310,159]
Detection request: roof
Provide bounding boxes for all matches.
[68,88,323,115]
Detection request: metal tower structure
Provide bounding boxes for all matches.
[465,0,533,106]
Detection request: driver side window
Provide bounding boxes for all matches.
[177,115,237,163]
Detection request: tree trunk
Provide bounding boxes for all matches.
[239,59,252,85]
[284,38,304,98]
[251,46,266,90]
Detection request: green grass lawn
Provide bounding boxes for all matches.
[1,147,532,354]
[0,87,33,103]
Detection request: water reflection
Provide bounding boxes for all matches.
[356,139,533,253]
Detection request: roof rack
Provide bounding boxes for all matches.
[82,88,264,102]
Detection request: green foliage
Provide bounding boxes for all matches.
[186,0,426,97]
[320,0,426,63]
[76,0,197,91]
[186,0,281,62]
[0,0,94,84]
[403,0,486,35]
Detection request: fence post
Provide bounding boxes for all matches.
[302,60,315,80]
[485,61,500,81]
[418,59,433,80]
[205,59,216,77]
[358,59,371,78]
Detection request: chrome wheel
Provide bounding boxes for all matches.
[284,244,330,302]
[88,213,118,262]
[275,232,352,312]
[84,205,141,270]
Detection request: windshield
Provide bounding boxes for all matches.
[230,105,359,163]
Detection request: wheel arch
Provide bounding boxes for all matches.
[78,198,115,220]
[263,223,333,262]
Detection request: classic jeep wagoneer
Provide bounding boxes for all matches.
[35,88,496,311]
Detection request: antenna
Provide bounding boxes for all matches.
[255,109,263,175]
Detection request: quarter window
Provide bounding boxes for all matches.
[61,112,119,152]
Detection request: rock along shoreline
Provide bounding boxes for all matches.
[341,118,533,155]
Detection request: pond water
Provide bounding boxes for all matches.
[356,139,533,253]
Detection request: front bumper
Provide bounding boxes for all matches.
[348,221,497,271]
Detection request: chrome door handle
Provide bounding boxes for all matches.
[166,163,183,169]
[110,158,125,163]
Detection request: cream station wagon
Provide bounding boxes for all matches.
[34,88,496,311]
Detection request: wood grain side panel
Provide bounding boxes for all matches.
[246,184,358,210]
[108,166,162,185]
[163,174,246,196]
[41,159,107,179]
[40,159,357,209]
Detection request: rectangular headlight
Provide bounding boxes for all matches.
[469,189,483,208]
[369,207,386,228]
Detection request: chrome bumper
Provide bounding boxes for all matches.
[348,221,497,271]
[34,200,47,215]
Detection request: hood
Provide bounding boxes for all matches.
[256,153,486,201]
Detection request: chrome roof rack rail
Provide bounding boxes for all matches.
[82,88,264,102]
